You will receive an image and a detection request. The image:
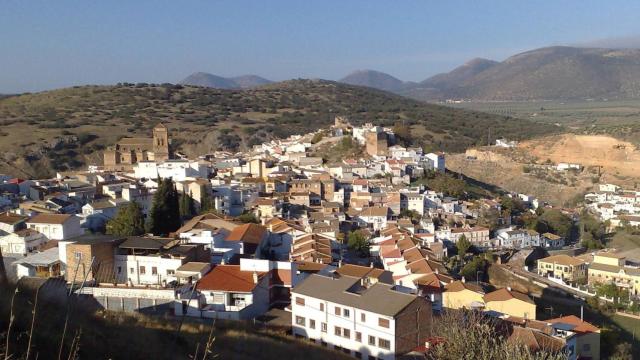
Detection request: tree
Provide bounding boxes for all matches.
[199,186,216,214]
[347,230,369,257]
[146,177,181,235]
[456,235,472,255]
[399,209,421,222]
[426,310,567,360]
[106,202,145,236]
[536,209,574,240]
[460,256,489,281]
[393,121,412,146]
[237,212,259,224]
[427,173,465,198]
[179,191,196,220]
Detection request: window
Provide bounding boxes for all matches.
[321,322,327,333]
[117,266,122,274]
[74,251,83,261]
[335,306,341,315]
[368,336,376,346]
[343,308,350,317]
[360,313,366,322]
[295,316,305,326]
[295,297,305,306]
[334,326,341,336]
[167,270,175,275]
[130,267,135,273]
[320,303,324,311]
[355,331,362,342]
[152,267,158,275]
[378,338,390,350]
[139,266,146,275]
[343,329,350,339]
[378,318,389,328]
[355,352,362,359]
[309,319,315,329]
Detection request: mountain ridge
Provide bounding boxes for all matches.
[339,46,640,101]
[179,72,273,89]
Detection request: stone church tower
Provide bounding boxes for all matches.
[153,123,169,161]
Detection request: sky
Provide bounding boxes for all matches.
[3,1,640,93]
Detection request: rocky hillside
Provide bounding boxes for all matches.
[0,80,557,178]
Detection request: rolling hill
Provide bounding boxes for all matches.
[0,80,557,178]
[179,72,273,89]
[339,70,412,92]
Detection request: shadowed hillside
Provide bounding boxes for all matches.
[0,79,557,177]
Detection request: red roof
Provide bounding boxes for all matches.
[546,315,599,333]
[196,265,265,292]
[225,223,267,244]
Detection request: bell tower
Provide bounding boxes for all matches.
[152,123,169,161]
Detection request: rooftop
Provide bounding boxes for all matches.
[28,213,74,225]
[196,265,265,292]
[292,273,420,317]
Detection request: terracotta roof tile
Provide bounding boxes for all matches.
[196,265,265,292]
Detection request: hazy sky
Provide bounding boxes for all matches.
[3,1,640,93]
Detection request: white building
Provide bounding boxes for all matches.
[356,207,389,231]
[291,272,432,360]
[176,258,296,320]
[26,214,83,241]
[113,237,207,286]
[426,152,445,172]
[0,229,48,255]
[134,160,211,181]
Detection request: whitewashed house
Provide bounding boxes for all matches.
[26,214,83,241]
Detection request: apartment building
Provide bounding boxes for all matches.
[291,272,432,360]
[588,252,640,295]
[537,254,587,284]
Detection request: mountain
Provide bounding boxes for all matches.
[402,46,640,101]
[0,80,555,177]
[420,58,499,89]
[179,72,272,89]
[339,70,410,92]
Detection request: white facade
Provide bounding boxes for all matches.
[0,230,47,255]
[113,251,190,286]
[426,153,445,172]
[134,160,211,181]
[291,292,397,360]
[26,216,83,241]
[179,228,240,264]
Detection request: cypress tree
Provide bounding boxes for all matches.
[179,191,196,220]
[146,177,182,235]
[106,201,145,236]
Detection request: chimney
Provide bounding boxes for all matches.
[252,271,258,284]
[461,276,466,283]
[369,262,374,268]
